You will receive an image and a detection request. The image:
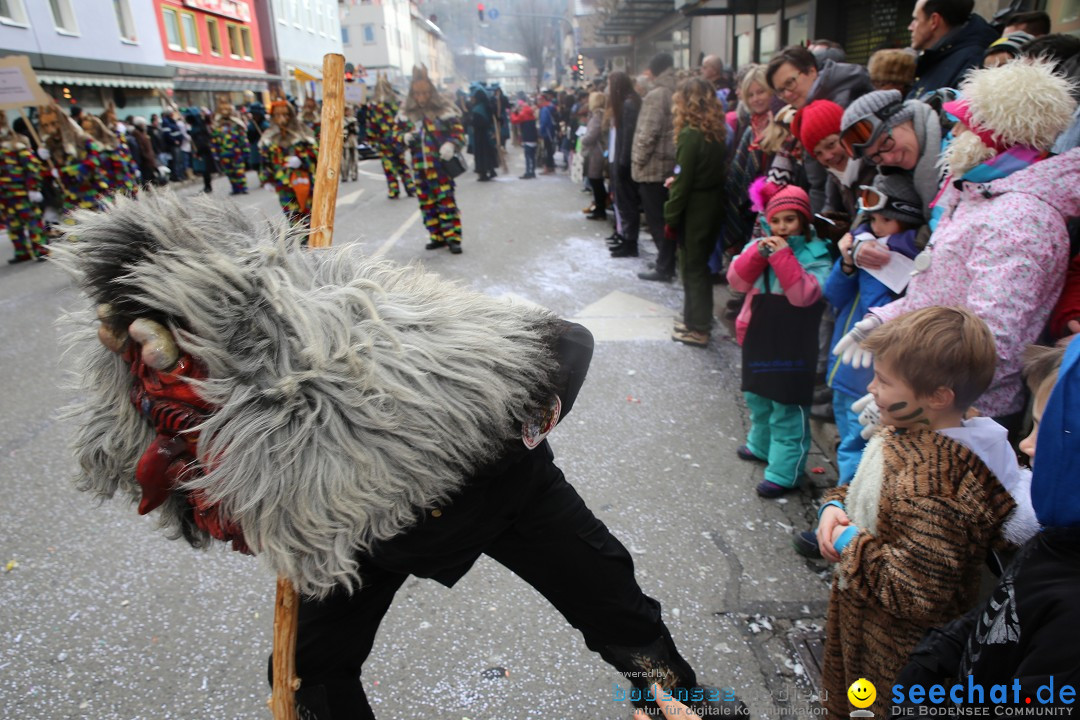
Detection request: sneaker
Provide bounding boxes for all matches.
[792,530,822,559]
[671,328,709,347]
[756,479,795,498]
[735,445,766,463]
[424,241,445,250]
[447,242,462,254]
[609,244,638,258]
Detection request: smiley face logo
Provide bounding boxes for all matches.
[848,678,876,709]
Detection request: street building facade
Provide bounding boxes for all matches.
[0,0,173,117]
[152,0,277,108]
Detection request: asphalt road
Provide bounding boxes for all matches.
[0,151,835,719]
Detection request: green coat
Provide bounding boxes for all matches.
[664,126,726,244]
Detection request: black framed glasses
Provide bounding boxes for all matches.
[867,131,896,165]
[775,72,804,96]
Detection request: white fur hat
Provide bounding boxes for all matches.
[953,57,1077,152]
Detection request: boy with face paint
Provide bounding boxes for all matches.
[814,306,1039,718]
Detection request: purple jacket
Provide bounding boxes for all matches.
[872,148,1080,416]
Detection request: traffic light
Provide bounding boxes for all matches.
[576,54,585,81]
[477,3,484,22]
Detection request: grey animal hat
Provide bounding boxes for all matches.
[867,172,924,226]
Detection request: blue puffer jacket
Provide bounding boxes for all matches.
[908,14,999,100]
[824,226,919,398]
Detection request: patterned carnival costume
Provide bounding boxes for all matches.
[37,102,109,214]
[211,96,249,195]
[399,66,466,253]
[366,73,415,198]
[81,115,137,199]
[0,110,49,263]
[258,99,318,227]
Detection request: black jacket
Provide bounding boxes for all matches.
[909,14,999,100]
[615,96,641,170]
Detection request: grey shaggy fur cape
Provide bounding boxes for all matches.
[53,191,561,597]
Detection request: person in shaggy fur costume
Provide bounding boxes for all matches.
[399,65,466,254]
[51,191,748,720]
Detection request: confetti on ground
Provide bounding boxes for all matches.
[626,395,641,403]
[5,559,18,572]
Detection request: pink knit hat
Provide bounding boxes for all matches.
[765,185,812,224]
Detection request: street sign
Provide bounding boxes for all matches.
[487,7,499,20]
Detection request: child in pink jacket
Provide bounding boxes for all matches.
[727,185,833,497]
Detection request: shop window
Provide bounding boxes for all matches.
[180,11,199,53]
[49,0,78,34]
[162,7,182,50]
[786,13,808,48]
[207,17,221,56]
[758,24,777,63]
[241,26,253,60]
[341,26,349,45]
[735,31,752,69]
[0,0,29,26]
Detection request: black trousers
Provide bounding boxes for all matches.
[588,177,607,213]
[613,165,640,246]
[639,182,674,276]
[281,444,692,719]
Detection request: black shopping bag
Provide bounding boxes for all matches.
[741,270,825,406]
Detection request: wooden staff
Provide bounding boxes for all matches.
[269,52,345,720]
[308,53,345,249]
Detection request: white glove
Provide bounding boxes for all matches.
[402,132,414,145]
[832,315,882,368]
[37,147,50,160]
[284,155,302,169]
[263,183,275,192]
[115,122,127,135]
[439,142,455,161]
[852,393,881,440]
[28,190,43,203]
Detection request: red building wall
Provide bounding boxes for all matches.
[153,0,267,72]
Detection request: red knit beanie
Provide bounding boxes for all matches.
[792,100,844,155]
[765,185,812,224]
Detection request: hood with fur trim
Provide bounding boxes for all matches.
[51,191,563,597]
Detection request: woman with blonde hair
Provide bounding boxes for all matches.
[581,91,608,220]
[666,77,727,346]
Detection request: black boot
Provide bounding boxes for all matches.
[610,242,638,258]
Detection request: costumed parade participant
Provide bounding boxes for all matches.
[300,95,321,138]
[53,191,749,720]
[37,102,109,213]
[258,98,318,227]
[342,105,360,183]
[80,114,137,199]
[0,110,48,263]
[399,66,466,254]
[210,95,250,195]
[365,73,414,198]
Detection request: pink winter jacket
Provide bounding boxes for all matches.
[871,148,1080,416]
[727,238,832,345]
